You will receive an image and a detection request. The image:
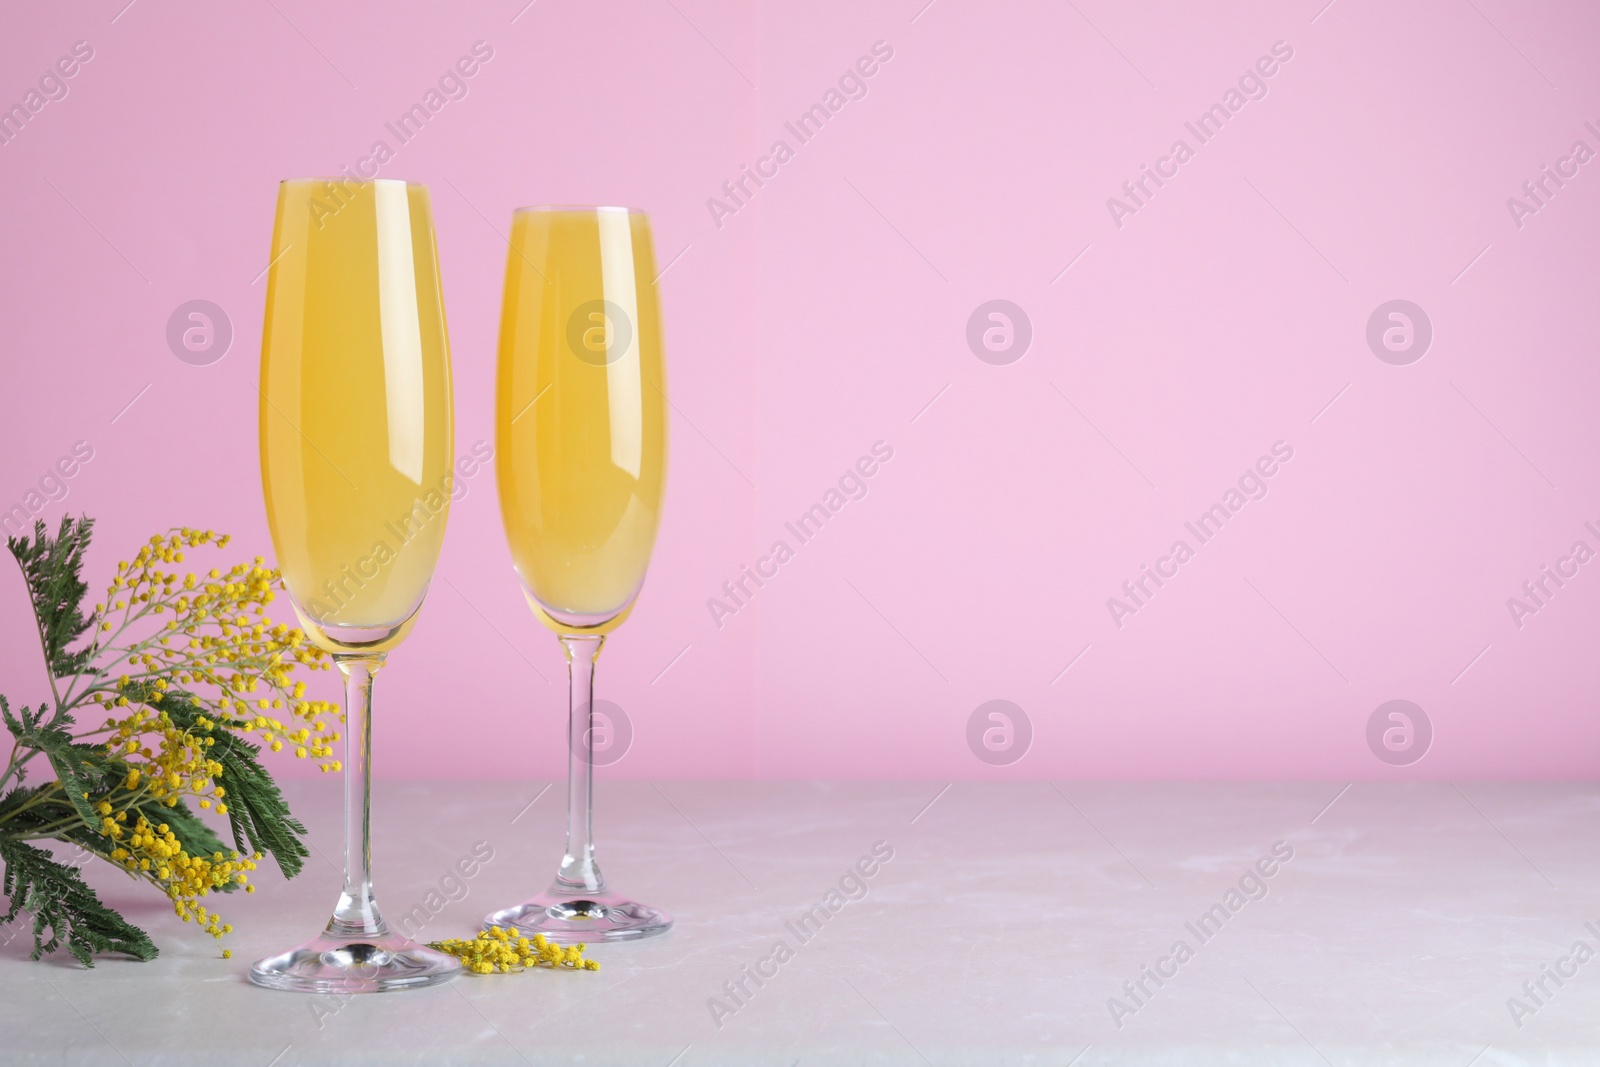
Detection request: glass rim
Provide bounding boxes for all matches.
[513,204,649,216]
[278,177,427,188]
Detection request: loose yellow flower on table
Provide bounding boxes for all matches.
[429,927,601,975]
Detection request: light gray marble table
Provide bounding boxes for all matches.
[3,780,1598,1065]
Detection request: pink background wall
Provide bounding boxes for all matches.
[2,0,1598,780]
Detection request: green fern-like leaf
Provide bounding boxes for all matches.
[7,515,97,680]
[0,837,156,967]
[8,705,110,827]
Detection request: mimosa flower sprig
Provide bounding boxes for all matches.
[0,515,341,965]
[430,927,600,974]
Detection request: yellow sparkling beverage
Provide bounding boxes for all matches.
[495,208,667,634]
[260,179,455,653]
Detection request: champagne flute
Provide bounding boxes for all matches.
[251,179,460,991]
[485,206,671,942]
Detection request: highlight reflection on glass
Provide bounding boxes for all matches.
[484,206,671,942]
[251,179,460,992]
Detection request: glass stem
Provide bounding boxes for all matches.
[553,634,606,896]
[329,653,387,937]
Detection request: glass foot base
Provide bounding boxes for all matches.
[485,890,672,944]
[248,930,461,993]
